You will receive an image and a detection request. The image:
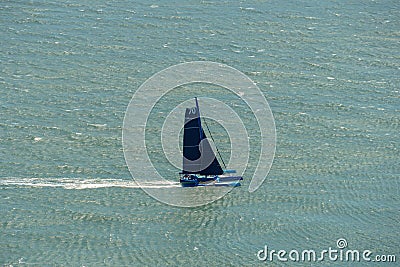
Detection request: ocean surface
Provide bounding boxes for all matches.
[1,0,399,266]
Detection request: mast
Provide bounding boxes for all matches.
[203,118,227,170]
[195,97,203,174]
[196,97,226,170]
[195,97,203,140]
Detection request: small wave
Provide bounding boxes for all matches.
[87,123,107,128]
[0,178,180,190]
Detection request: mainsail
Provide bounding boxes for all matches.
[182,102,223,176]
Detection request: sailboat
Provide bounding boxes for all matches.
[179,97,243,187]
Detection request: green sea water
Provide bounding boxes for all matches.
[1,0,399,266]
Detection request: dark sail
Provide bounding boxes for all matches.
[182,106,223,175]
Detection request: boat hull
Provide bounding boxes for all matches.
[212,181,241,187]
[197,177,217,183]
[180,175,243,187]
[179,178,199,187]
[217,176,243,182]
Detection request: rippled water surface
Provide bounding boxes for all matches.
[1,0,399,266]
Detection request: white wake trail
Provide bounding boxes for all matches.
[0,178,180,190]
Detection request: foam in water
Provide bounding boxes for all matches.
[0,178,180,190]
